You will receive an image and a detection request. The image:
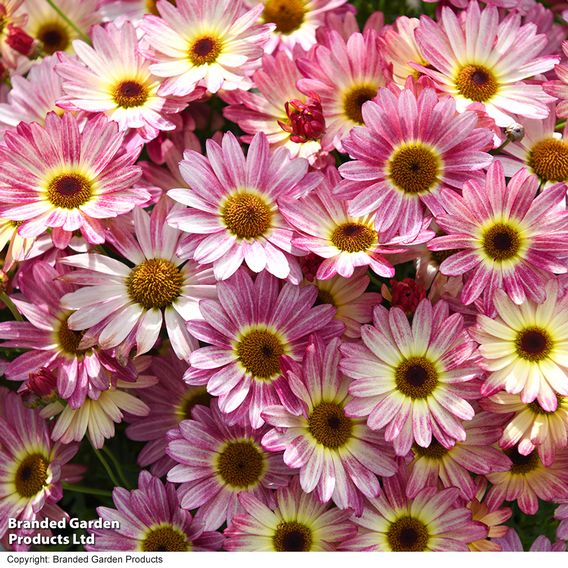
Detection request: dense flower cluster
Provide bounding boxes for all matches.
[0,0,568,553]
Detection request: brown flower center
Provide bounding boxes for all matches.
[236,329,286,380]
[515,326,553,362]
[113,80,149,109]
[395,356,439,399]
[47,173,93,209]
[528,138,568,183]
[188,35,222,66]
[272,521,313,552]
[15,454,49,498]
[36,21,70,54]
[263,0,306,34]
[126,258,183,310]
[176,387,212,421]
[455,64,498,103]
[388,144,440,195]
[308,401,353,449]
[216,440,265,489]
[481,222,522,262]
[222,192,273,240]
[330,222,376,253]
[58,317,87,356]
[343,85,377,124]
[142,525,189,552]
[387,516,430,552]
[413,439,449,459]
[506,448,540,475]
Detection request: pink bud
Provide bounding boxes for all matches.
[20,368,58,399]
[6,24,36,57]
[279,93,325,143]
[390,278,426,316]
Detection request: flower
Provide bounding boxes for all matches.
[56,22,191,141]
[544,41,568,118]
[125,350,211,476]
[87,471,224,551]
[485,447,568,514]
[167,131,321,282]
[59,198,217,360]
[281,166,435,279]
[343,471,487,551]
[341,299,480,455]
[261,336,397,514]
[140,0,273,96]
[166,401,292,531]
[428,162,568,306]
[474,280,568,412]
[383,278,427,317]
[224,479,356,551]
[0,261,137,408]
[336,85,493,239]
[0,389,79,539]
[0,218,51,271]
[223,52,325,163]
[414,1,558,127]
[185,269,343,428]
[0,112,147,248]
[296,30,391,151]
[405,410,511,500]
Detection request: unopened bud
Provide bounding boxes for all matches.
[390,278,426,316]
[6,24,36,57]
[279,93,325,143]
[19,367,58,407]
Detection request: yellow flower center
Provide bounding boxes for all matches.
[47,173,93,209]
[455,64,499,103]
[272,521,313,552]
[330,222,376,253]
[528,396,562,415]
[176,387,212,421]
[515,326,553,362]
[506,448,540,474]
[395,356,439,399]
[481,222,522,262]
[388,144,441,195]
[216,440,265,489]
[36,21,70,54]
[188,35,222,66]
[222,192,273,240]
[15,454,49,498]
[263,0,306,34]
[308,401,354,449]
[527,138,568,183]
[146,0,176,16]
[112,80,149,109]
[413,439,449,459]
[126,258,183,310]
[387,516,430,551]
[235,329,286,380]
[342,85,378,124]
[142,525,189,552]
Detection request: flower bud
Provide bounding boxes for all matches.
[6,24,36,57]
[389,278,426,316]
[279,93,325,143]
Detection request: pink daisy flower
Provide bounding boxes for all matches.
[405,410,511,500]
[281,166,435,279]
[167,131,321,282]
[166,401,292,531]
[59,198,217,360]
[336,85,493,240]
[0,261,136,408]
[125,351,211,477]
[0,112,147,248]
[341,299,481,455]
[185,269,343,428]
[223,52,326,163]
[296,30,391,151]
[87,471,224,551]
[343,470,487,551]
[140,0,273,96]
[56,22,191,141]
[428,162,568,306]
[224,478,356,551]
[0,389,79,539]
[261,336,397,514]
[414,1,558,127]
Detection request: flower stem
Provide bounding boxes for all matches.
[102,446,132,489]
[62,482,113,498]
[91,443,122,488]
[44,0,91,44]
[0,291,23,321]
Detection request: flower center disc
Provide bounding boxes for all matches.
[481,222,522,262]
[330,222,376,253]
[388,144,440,195]
[36,22,70,54]
[413,439,449,459]
[126,258,183,310]
[387,516,430,552]
[528,138,568,182]
[272,521,313,552]
[528,395,562,415]
[146,0,175,16]
[58,317,87,356]
[47,173,93,209]
[142,525,189,552]
[343,85,377,124]
[263,0,306,34]
[177,387,212,421]
[236,329,285,380]
[15,454,49,498]
[515,326,553,362]
[455,64,498,102]
[308,401,353,449]
[506,448,540,474]
[395,356,438,399]
[113,80,149,109]
[189,35,222,66]
[216,440,265,489]
[222,192,273,240]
